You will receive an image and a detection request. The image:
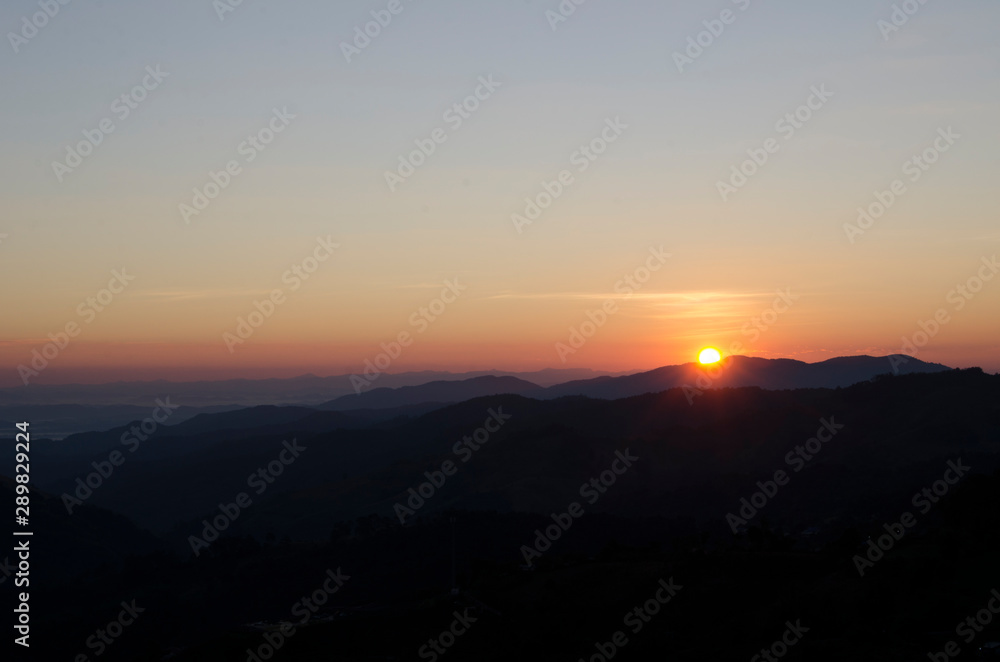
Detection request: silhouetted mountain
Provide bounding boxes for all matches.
[0,476,164,581]
[319,375,542,410]
[24,367,996,545]
[541,354,950,399]
[0,403,242,440]
[7,368,1000,661]
[298,356,952,414]
[0,368,622,407]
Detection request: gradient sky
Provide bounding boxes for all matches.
[1,0,998,386]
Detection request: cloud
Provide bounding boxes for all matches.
[489,290,780,323]
[132,289,268,302]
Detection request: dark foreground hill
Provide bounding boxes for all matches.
[7,368,1000,661]
[22,367,992,540]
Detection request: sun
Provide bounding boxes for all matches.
[698,348,722,364]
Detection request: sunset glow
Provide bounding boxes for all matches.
[699,348,722,365]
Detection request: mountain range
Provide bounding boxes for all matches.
[3,355,951,439]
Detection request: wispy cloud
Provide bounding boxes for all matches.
[133,289,269,302]
[487,290,772,303]
[489,290,781,324]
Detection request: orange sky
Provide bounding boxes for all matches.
[2,2,998,387]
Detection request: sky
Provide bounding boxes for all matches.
[1,0,998,386]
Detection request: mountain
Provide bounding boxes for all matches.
[0,476,165,581]
[316,355,953,412]
[10,367,1000,661]
[23,366,994,543]
[318,375,542,411]
[0,368,623,407]
[540,354,951,400]
[0,403,242,440]
[2,356,943,420]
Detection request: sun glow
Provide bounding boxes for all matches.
[698,348,722,364]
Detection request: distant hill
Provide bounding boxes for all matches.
[319,375,542,411]
[0,403,241,440]
[9,356,953,439]
[0,476,165,582]
[540,354,951,400]
[317,355,953,411]
[8,365,1000,662]
[20,366,996,542]
[0,368,623,407]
